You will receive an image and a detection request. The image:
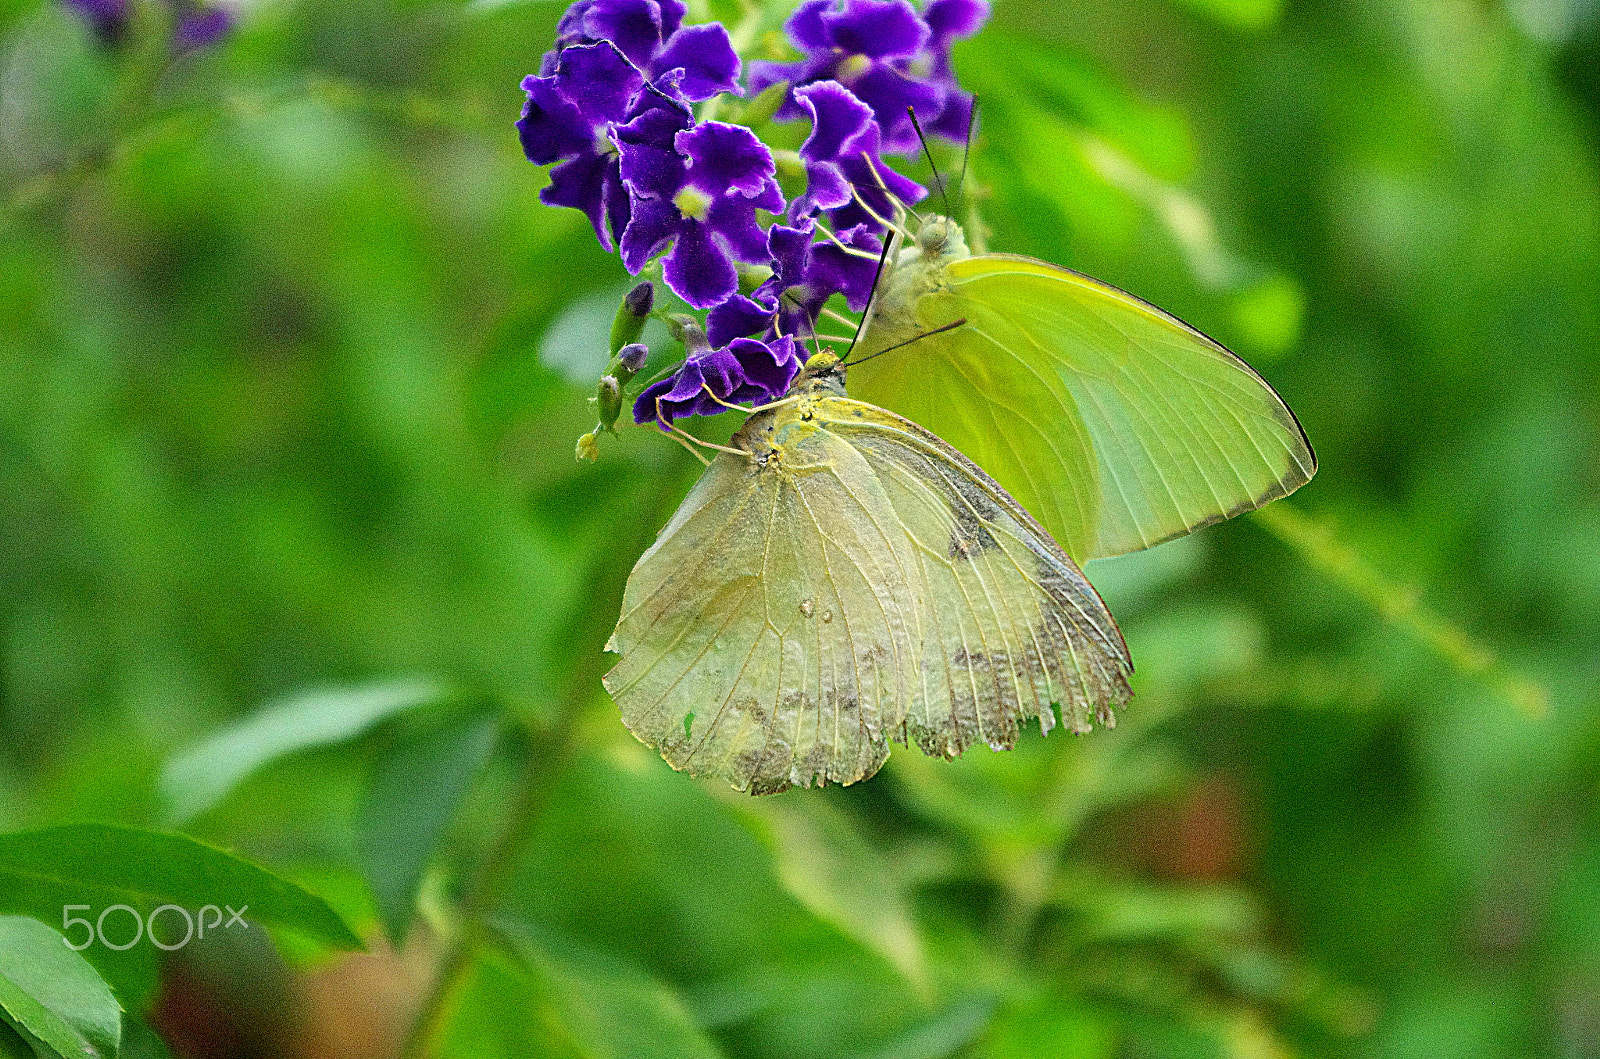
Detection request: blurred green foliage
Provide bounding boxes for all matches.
[1,0,1597,1056]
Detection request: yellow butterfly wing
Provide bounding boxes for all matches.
[851,243,1317,562]
[603,389,1131,793]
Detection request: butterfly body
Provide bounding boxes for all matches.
[604,363,1131,794]
[851,216,1317,563]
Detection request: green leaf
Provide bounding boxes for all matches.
[1170,0,1282,31]
[115,1018,174,1059]
[492,919,725,1059]
[160,678,453,825]
[727,796,930,995]
[0,916,121,1059]
[0,825,362,953]
[357,713,500,943]
[0,1019,33,1059]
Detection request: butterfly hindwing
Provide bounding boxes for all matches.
[605,387,1132,792]
[818,398,1131,752]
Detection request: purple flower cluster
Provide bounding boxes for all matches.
[752,0,987,152]
[517,0,986,427]
[63,0,233,50]
[635,330,805,424]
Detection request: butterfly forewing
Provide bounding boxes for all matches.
[849,245,1316,562]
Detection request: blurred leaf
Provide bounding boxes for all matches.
[0,1020,31,1059]
[433,946,578,1059]
[357,712,501,944]
[115,1017,174,1059]
[983,993,1114,1059]
[0,825,362,954]
[160,678,454,825]
[0,916,120,1059]
[1169,0,1282,31]
[844,993,997,1059]
[729,795,930,995]
[1053,875,1261,946]
[492,917,726,1059]
[1227,273,1305,359]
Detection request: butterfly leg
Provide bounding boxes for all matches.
[696,384,801,418]
[654,395,751,460]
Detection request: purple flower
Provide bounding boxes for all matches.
[618,121,785,309]
[62,0,233,50]
[792,81,925,233]
[634,333,804,424]
[541,0,740,102]
[916,0,988,140]
[706,220,882,345]
[518,42,691,252]
[750,0,944,155]
[171,1,231,49]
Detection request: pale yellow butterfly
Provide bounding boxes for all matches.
[604,353,1131,794]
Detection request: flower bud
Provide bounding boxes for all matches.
[596,374,624,431]
[665,314,710,353]
[616,342,648,376]
[609,281,654,355]
[575,431,599,462]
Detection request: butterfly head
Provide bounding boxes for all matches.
[794,350,846,396]
[913,215,969,264]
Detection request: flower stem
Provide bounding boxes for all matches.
[396,465,698,1057]
[1252,502,1548,715]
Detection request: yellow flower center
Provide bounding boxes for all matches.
[673,186,713,222]
[837,53,871,83]
[593,128,617,157]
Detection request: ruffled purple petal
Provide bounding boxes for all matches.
[652,22,741,101]
[516,74,595,165]
[577,0,664,70]
[707,294,776,346]
[925,0,989,42]
[767,223,813,282]
[615,98,693,200]
[619,197,682,273]
[809,223,882,310]
[559,40,647,127]
[927,88,976,141]
[542,153,618,250]
[657,0,687,37]
[822,0,928,59]
[634,357,707,423]
[784,0,836,52]
[634,333,803,424]
[847,63,945,153]
[663,222,738,308]
[728,336,802,397]
[796,81,876,166]
[706,197,773,262]
[678,123,776,198]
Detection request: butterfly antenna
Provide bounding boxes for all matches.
[956,96,978,209]
[846,317,967,368]
[906,106,949,215]
[839,233,897,367]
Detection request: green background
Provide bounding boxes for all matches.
[1,0,1597,1056]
